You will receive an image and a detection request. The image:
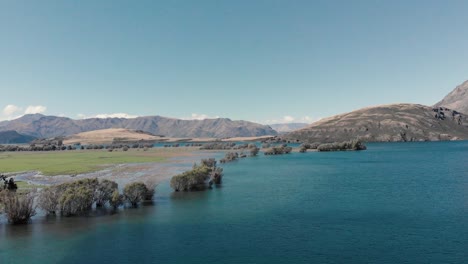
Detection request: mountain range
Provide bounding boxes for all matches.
[269,123,309,133]
[0,114,277,139]
[1,80,468,143]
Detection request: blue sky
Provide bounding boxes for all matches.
[1,0,468,124]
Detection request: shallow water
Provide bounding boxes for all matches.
[1,141,468,263]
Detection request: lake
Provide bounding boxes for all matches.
[1,141,468,263]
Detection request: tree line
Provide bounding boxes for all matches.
[0,177,155,225]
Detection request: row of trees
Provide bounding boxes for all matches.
[299,142,320,153]
[264,145,293,155]
[219,145,260,163]
[0,142,155,153]
[0,178,155,224]
[316,140,367,152]
[164,143,204,148]
[170,158,223,191]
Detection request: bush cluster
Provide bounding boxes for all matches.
[0,190,36,224]
[200,142,236,150]
[220,152,238,163]
[264,146,293,155]
[298,142,320,153]
[37,178,155,217]
[316,140,367,152]
[170,158,223,192]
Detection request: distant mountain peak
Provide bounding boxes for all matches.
[435,80,468,114]
[285,103,468,142]
[270,123,309,133]
[0,130,36,144]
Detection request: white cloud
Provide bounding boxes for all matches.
[264,115,319,125]
[77,113,139,119]
[94,113,138,119]
[24,105,47,114]
[283,115,295,122]
[3,105,22,117]
[0,104,47,121]
[183,113,220,120]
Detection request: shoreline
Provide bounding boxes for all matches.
[10,150,222,189]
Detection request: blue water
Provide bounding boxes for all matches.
[1,141,468,263]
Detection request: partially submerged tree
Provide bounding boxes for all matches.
[38,178,116,216]
[1,191,36,224]
[38,187,61,215]
[170,163,212,191]
[171,157,224,191]
[94,179,118,207]
[317,139,367,152]
[109,190,124,210]
[220,152,238,163]
[264,146,292,155]
[123,182,148,207]
[210,167,223,185]
[249,146,260,156]
[58,186,94,216]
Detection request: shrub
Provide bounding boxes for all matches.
[264,146,292,155]
[38,187,61,215]
[142,181,157,201]
[58,186,94,216]
[1,191,36,224]
[250,146,260,156]
[122,146,129,151]
[170,164,212,191]
[52,178,99,216]
[220,152,238,163]
[317,139,367,152]
[124,182,148,207]
[210,167,223,185]
[94,179,118,207]
[201,158,217,168]
[109,190,123,210]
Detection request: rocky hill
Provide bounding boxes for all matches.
[0,130,36,144]
[0,114,277,139]
[286,104,468,142]
[434,80,468,114]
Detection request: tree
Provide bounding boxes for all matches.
[109,190,123,210]
[1,191,36,224]
[58,186,94,216]
[201,158,217,168]
[1,176,18,191]
[38,187,60,215]
[123,182,148,207]
[210,167,223,185]
[143,183,156,201]
[94,179,118,207]
[170,164,211,191]
[250,146,259,156]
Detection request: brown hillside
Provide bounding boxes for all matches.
[286,104,468,142]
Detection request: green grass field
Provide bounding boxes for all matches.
[0,149,171,176]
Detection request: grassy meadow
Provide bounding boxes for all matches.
[0,148,191,176]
